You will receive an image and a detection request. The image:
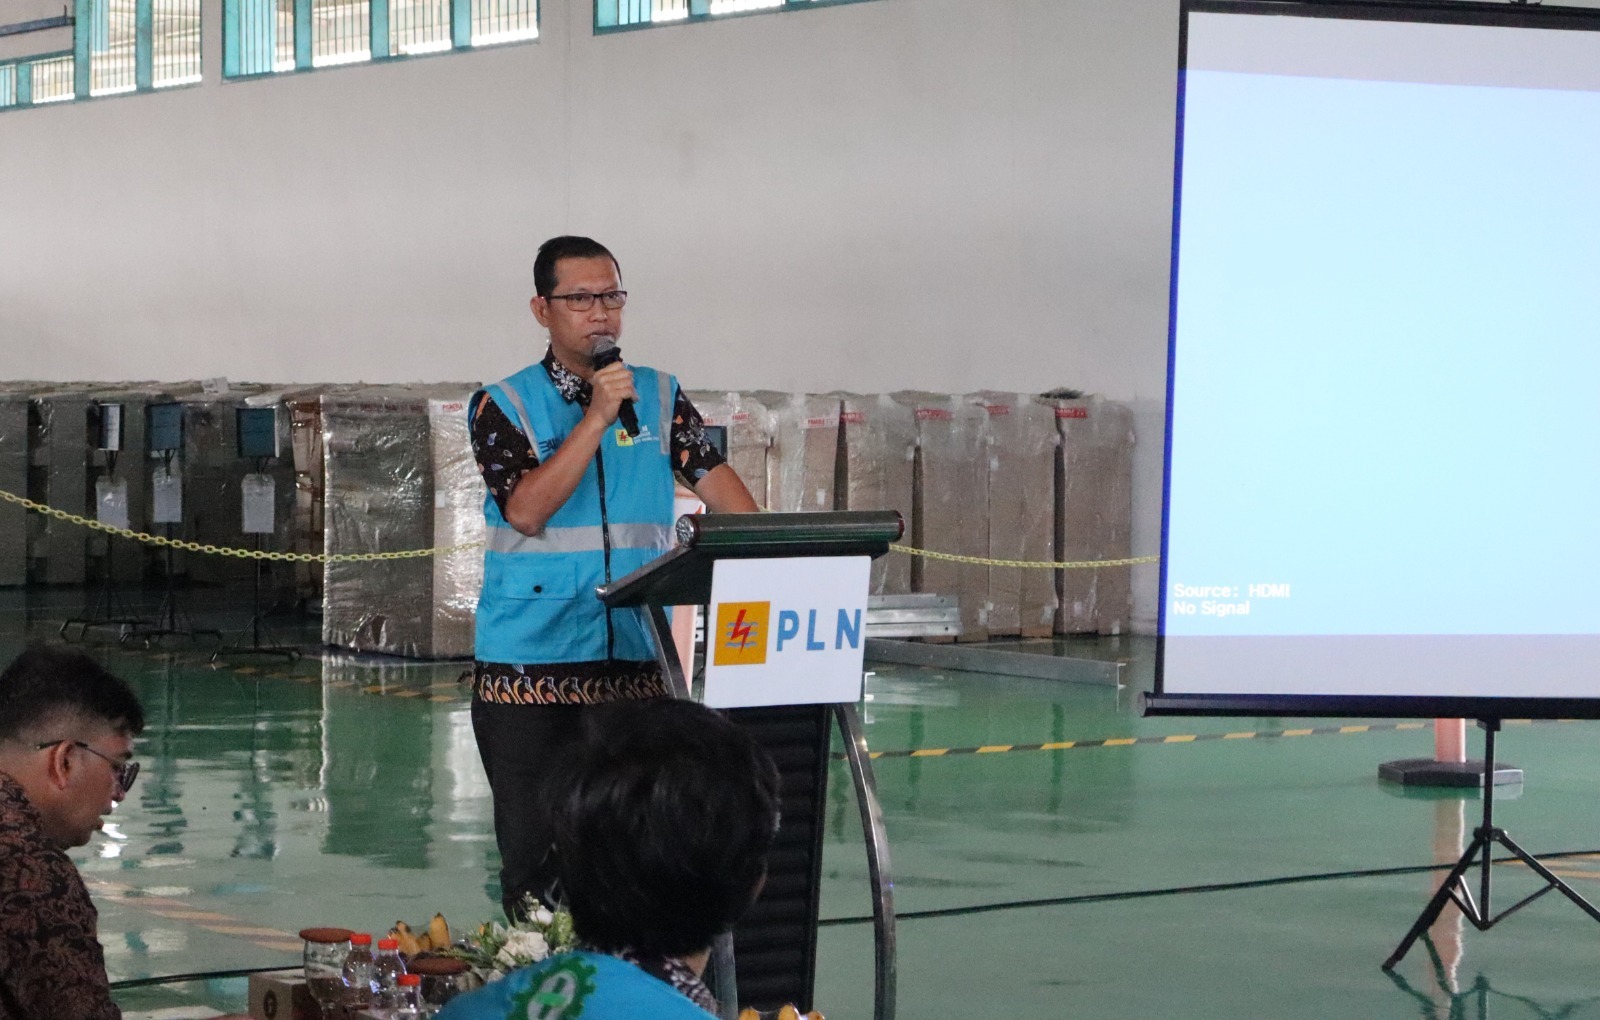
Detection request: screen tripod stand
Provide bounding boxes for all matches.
[1383,718,1600,969]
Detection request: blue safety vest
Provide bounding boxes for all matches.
[435,951,716,1020]
[473,359,678,664]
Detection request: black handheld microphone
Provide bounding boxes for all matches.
[590,336,640,438]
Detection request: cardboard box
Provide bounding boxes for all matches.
[247,969,318,1020]
[975,392,1058,637]
[892,392,990,641]
[686,390,774,511]
[1049,396,1135,635]
[835,393,915,596]
[751,393,840,514]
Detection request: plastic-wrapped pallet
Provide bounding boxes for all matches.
[429,394,485,657]
[892,392,990,641]
[0,385,31,586]
[85,383,180,584]
[284,385,341,607]
[750,392,840,514]
[1047,395,1135,635]
[684,391,774,511]
[322,384,482,659]
[975,392,1059,637]
[176,385,297,596]
[273,384,365,608]
[835,393,915,596]
[27,387,94,585]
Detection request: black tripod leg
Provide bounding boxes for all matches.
[1384,832,1489,971]
[1496,832,1600,924]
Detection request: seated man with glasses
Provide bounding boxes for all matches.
[0,644,144,1020]
[468,235,758,919]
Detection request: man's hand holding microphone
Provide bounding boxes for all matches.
[587,335,641,438]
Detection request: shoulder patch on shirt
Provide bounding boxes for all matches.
[511,956,599,1019]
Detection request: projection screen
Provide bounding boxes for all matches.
[1149,0,1600,718]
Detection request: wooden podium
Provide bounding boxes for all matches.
[598,511,901,1020]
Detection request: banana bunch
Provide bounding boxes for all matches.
[389,913,451,957]
[738,1008,823,1020]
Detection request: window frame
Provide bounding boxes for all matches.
[594,0,877,34]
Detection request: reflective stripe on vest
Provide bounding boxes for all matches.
[486,522,673,555]
[657,378,672,455]
[488,382,539,452]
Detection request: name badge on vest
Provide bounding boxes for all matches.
[615,425,656,447]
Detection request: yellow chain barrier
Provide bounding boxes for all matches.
[1,487,1156,570]
[0,488,479,564]
[889,546,1159,570]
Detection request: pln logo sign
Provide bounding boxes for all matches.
[712,601,864,668]
[714,602,771,666]
[703,556,872,709]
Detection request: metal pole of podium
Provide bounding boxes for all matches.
[647,604,691,699]
[835,702,898,1020]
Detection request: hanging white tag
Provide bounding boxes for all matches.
[152,465,183,524]
[95,479,130,530]
[241,473,275,534]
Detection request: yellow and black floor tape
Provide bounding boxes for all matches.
[106,641,1595,757]
[858,718,1589,760]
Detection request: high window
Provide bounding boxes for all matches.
[223,0,536,78]
[0,0,199,112]
[595,0,872,31]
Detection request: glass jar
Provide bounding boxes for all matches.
[299,927,353,1020]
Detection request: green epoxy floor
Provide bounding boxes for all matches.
[6,589,1600,1019]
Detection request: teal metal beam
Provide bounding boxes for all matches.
[0,14,75,37]
[72,0,91,96]
[135,0,152,88]
[450,0,469,48]
[17,62,32,105]
[370,0,388,58]
[222,0,239,75]
[294,0,312,67]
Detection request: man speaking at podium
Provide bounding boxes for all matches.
[468,235,758,918]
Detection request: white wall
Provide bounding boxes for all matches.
[0,0,1181,628]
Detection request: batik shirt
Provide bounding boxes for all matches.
[0,772,120,1020]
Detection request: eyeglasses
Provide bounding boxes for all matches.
[36,740,139,793]
[545,290,627,311]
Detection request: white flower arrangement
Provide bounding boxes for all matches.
[448,894,577,982]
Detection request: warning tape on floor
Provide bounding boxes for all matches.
[112,647,1599,753]
[0,486,1157,569]
[855,718,1587,760]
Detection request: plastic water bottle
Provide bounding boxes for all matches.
[392,973,424,1019]
[341,932,377,1013]
[369,937,407,1014]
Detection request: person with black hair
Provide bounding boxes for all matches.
[0,644,144,1020]
[438,698,780,1020]
[468,235,758,918]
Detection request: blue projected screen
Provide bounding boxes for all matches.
[1160,4,1600,705]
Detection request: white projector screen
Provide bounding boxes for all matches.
[1151,1,1600,718]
